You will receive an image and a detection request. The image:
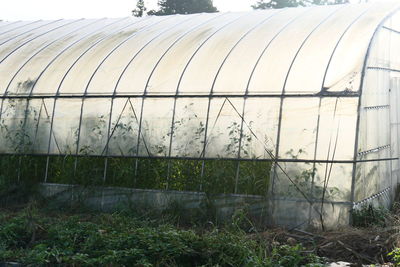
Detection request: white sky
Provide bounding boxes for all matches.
[0,0,259,21]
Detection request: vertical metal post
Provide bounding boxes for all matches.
[234,100,247,194]
[308,98,322,225]
[199,98,212,191]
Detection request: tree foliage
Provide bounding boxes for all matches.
[148,0,218,16]
[252,0,349,9]
[132,0,147,17]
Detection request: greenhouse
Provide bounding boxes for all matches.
[0,1,400,229]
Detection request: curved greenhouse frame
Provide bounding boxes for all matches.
[1,1,400,228]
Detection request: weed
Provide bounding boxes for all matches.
[0,209,325,266]
[388,248,400,265]
[352,204,389,228]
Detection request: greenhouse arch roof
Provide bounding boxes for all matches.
[0,2,399,98]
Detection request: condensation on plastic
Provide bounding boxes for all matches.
[315,98,358,161]
[138,98,175,157]
[273,161,352,227]
[170,98,208,158]
[273,161,315,200]
[78,98,111,155]
[25,98,54,154]
[354,159,383,202]
[204,98,244,158]
[312,163,353,202]
[278,98,320,160]
[0,99,28,153]
[239,98,280,159]
[309,202,351,229]
[106,98,142,157]
[271,199,310,228]
[49,99,82,154]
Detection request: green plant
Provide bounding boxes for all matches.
[388,248,400,265]
[352,204,389,228]
[268,244,325,267]
[0,207,328,266]
[280,150,341,201]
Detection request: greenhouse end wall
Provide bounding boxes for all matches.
[1,2,400,229]
[354,12,400,212]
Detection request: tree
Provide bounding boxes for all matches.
[252,0,349,9]
[252,0,304,9]
[314,0,349,4]
[132,0,147,17]
[148,0,218,16]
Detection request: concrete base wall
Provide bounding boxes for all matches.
[40,183,372,229]
[39,183,270,224]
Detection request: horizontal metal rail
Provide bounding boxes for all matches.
[0,152,397,164]
[0,93,360,99]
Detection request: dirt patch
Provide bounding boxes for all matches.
[251,227,398,266]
